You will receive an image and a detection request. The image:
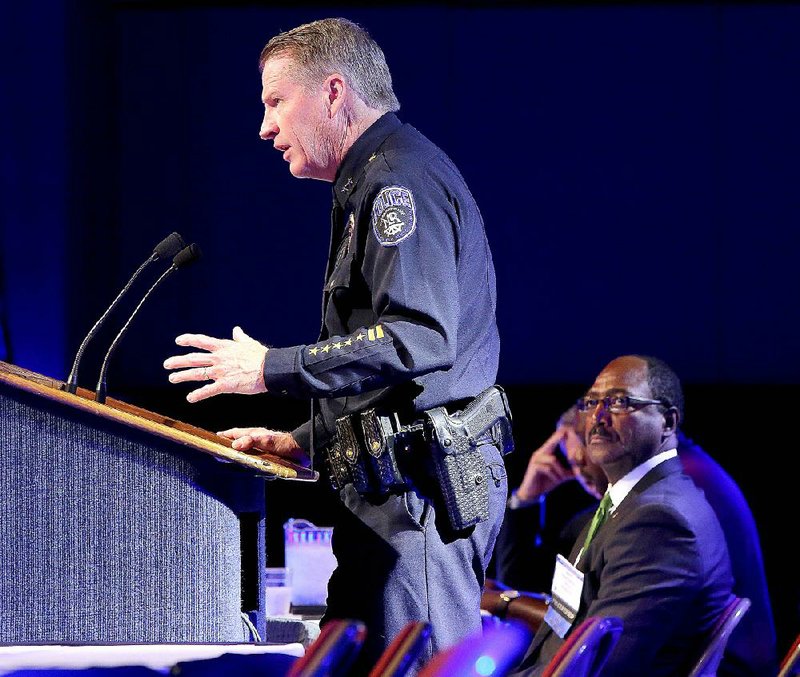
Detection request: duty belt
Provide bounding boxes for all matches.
[324,386,514,503]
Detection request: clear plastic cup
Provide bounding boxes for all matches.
[264,566,293,616]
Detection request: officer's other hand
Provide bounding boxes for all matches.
[217,427,310,467]
[163,326,268,403]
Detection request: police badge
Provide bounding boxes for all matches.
[370,185,416,246]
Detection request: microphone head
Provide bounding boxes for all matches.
[173,243,202,269]
[153,232,186,260]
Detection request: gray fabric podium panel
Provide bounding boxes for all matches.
[0,383,265,643]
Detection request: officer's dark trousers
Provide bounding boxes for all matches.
[322,442,508,676]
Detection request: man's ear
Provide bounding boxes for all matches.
[662,406,679,437]
[325,74,346,117]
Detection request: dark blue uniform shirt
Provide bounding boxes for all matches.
[263,113,499,452]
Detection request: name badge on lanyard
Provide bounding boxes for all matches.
[543,554,584,638]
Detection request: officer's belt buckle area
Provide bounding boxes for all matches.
[326,409,423,493]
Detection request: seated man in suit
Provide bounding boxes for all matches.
[496,414,776,675]
[493,406,603,592]
[510,354,734,676]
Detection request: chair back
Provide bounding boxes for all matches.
[542,616,623,677]
[418,619,532,677]
[778,631,800,677]
[688,596,751,677]
[368,621,432,677]
[287,618,367,677]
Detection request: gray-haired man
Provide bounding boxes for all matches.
[164,18,510,673]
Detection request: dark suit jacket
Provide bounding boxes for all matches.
[511,457,734,677]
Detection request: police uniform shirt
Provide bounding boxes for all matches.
[262,113,500,451]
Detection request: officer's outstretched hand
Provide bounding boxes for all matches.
[217,427,310,467]
[163,326,268,403]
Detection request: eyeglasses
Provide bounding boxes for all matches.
[575,394,668,415]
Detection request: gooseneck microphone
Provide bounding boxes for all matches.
[64,232,186,394]
[94,243,202,404]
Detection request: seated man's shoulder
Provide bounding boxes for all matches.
[616,479,724,544]
[635,472,714,513]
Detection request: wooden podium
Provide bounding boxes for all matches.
[0,361,317,644]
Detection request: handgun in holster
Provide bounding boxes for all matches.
[425,385,514,531]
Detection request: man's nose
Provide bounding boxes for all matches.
[260,112,277,140]
[591,401,612,423]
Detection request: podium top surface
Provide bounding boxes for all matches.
[0,361,318,482]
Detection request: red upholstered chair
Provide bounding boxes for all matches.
[287,618,367,677]
[368,621,432,677]
[688,596,751,677]
[541,616,623,677]
[778,631,800,677]
[418,619,532,677]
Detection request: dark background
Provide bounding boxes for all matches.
[1,0,798,658]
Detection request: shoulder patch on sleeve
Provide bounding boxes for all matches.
[370,185,416,246]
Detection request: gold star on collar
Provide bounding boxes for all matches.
[341,177,354,193]
[309,347,319,356]
[321,344,331,353]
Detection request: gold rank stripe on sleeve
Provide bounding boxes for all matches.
[308,325,386,357]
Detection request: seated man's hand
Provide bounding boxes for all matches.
[515,428,575,503]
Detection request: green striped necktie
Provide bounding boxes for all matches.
[581,492,613,554]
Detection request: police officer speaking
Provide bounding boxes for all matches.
[163,17,512,674]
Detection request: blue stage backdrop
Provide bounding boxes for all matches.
[1,2,798,388]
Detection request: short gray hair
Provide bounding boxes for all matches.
[259,18,400,113]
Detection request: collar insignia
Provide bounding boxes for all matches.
[335,212,356,265]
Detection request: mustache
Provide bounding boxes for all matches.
[588,425,613,440]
